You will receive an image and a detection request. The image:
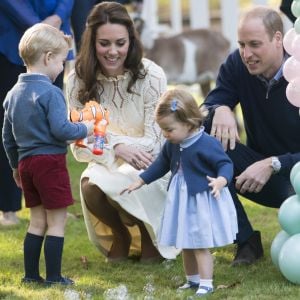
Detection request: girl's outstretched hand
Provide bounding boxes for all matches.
[120,177,145,195]
[207,175,227,199]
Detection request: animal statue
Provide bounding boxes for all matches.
[70,100,109,155]
[135,18,242,131]
[145,29,230,97]
[135,17,231,97]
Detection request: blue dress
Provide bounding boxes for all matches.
[158,130,238,249]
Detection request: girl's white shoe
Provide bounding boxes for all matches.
[195,286,214,297]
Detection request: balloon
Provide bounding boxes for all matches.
[283,28,297,55]
[278,195,300,235]
[279,233,300,284]
[283,56,300,82]
[292,0,300,18]
[292,1,300,18]
[270,230,290,268]
[290,161,300,185]
[295,17,300,34]
[291,35,300,61]
[292,171,300,195]
[286,77,300,108]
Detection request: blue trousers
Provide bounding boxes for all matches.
[227,143,294,244]
[203,111,294,244]
[0,54,22,212]
[71,0,96,51]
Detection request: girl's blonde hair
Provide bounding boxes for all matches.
[19,23,72,66]
[156,89,207,130]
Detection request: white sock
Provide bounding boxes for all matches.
[186,274,200,284]
[198,279,213,290]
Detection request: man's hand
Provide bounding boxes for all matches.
[235,158,273,194]
[210,106,240,151]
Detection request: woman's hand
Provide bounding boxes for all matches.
[42,15,62,29]
[13,168,22,188]
[114,144,153,170]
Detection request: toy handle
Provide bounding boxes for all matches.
[93,133,105,155]
[92,119,107,155]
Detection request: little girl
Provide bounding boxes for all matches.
[121,89,238,297]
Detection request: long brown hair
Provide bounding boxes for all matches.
[75,1,145,104]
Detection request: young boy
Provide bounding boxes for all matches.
[2,23,93,285]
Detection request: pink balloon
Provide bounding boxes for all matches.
[292,35,300,61]
[283,28,297,55]
[283,56,300,82]
[286,77,300,107]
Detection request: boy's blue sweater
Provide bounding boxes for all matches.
[2,73,87,169]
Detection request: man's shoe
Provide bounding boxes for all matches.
[45,276,74,286]
[0,212,19,226]
[21,276,45,284]
[232,230,264,266]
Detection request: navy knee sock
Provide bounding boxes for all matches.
[44,235,64,281]
[23,232,44,279]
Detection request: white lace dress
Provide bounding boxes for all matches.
[66,58,179,259]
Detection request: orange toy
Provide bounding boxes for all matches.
[70,100,109,155]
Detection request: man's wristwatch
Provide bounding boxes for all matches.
[271,157,281,174]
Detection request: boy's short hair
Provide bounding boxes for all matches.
[19,23,72,66]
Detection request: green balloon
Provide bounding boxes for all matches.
[290,161,300,185]
[278,195,300,235]
[270,230,290,269]
[279,234,300,284]
[292,1,300,18]
[295,18,300,34]
[293,171,300,195]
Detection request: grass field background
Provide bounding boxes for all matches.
[1,149,300,299]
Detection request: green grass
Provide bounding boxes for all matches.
[1,150,300,299]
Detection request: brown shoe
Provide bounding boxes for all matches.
[106,229,131,263]
[231,231,264,266]
[140,255,164,264]
[105,256,128,263]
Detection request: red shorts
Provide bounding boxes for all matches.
[19,154,74,209]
